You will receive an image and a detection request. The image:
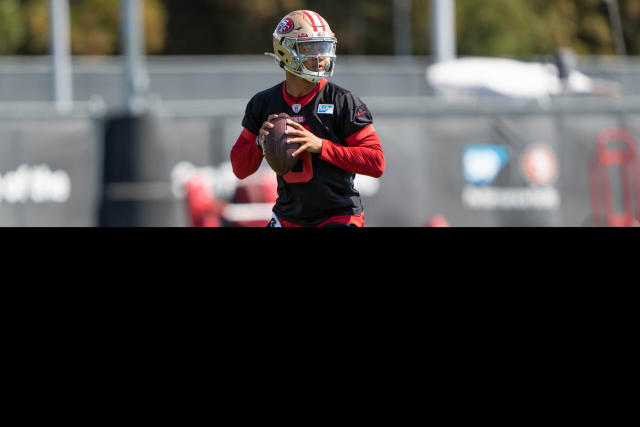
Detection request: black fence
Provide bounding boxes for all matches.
[2,93,639,227]
[0,106,102,226]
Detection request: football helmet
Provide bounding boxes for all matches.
[266,10,337,83]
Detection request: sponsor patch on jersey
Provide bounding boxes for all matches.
[318,104,334,115]
[291,115,306,123]
[292,103,301,114]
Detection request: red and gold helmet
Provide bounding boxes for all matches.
[266,10,337,83]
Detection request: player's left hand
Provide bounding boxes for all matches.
[286,120,323,157]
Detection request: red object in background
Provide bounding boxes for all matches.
[589,128,640,227]
[185,170,278,227]
[233,171,278,205]
[425,214,450,227]
[185,175,226,227]
[229,170,278,227]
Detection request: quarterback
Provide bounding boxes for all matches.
[230,10,385,227]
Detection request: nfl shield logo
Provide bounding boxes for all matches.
[292,104,301,114]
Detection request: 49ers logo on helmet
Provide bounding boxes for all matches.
[277,17,294,34]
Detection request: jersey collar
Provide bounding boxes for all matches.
[282,78,328,110]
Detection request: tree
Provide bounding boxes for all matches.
[1,0,639,57]
[69,0,167,55]
[11,0,167,55]
[619,0,640,54]
[0,0,25,54]
[162,0,304,54]
[20,0,49,54]
[454,0,636,57]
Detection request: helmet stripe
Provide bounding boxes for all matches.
[311,11,326,29]
[302,10,322,28]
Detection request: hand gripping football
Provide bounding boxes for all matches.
[262,113,301,176]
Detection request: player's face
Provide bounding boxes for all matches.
[297,41,334,73]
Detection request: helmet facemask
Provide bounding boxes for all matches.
[283,38,337,82]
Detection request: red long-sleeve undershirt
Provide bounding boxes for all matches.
[230,124,385,180]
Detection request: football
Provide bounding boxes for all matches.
[262,113,300,175]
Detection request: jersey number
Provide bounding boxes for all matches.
[283,124,314,183]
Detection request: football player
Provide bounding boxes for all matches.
[230,10,384,227]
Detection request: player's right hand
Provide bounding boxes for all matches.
[258,114,280,149]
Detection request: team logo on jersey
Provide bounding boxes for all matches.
[291,115,306,123]
[276,18,294,34]
[292,104,301,114]
[318,104,334,115]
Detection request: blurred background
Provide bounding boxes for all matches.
[1,0,639,226]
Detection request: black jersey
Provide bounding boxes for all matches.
[241,79,374,226]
